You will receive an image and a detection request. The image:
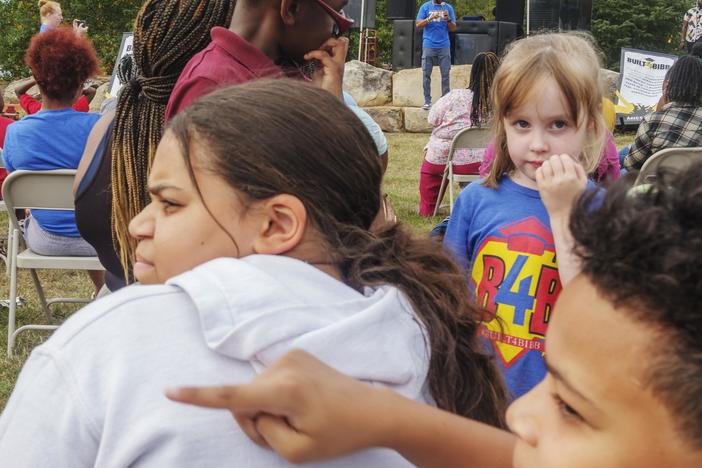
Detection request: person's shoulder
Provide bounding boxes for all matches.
[5,114,35,132]
[64,110,101,132]
[77,111,101,123]
[40,284,187,353]
[455,179,493,204]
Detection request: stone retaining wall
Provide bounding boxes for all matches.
[2,64,620,131]
[343,60,620,133]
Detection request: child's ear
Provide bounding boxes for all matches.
[252,194,307,255]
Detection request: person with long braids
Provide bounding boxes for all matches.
[419,51,499,216]
[73,0,235,292]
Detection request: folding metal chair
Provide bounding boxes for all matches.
[433,127,491,216]
[2,169,104,356]
[634,146,702,186]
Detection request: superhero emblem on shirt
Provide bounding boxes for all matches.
[471,216,562,368]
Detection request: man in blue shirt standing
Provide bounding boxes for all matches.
[416,0,457,110]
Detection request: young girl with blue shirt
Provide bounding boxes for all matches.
[443,33,606,398]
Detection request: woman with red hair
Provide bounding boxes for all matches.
[1,27,103,291]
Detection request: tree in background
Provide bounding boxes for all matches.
[0,0,689,78]
[0,0,141,79]
[592,0,689,70]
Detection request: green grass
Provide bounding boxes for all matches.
[0,216,93,406]
[0,130,636,411]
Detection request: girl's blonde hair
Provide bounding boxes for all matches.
[38,0,60,18]
[484,32,606,188]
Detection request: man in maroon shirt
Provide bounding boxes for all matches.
[165,0,352,122]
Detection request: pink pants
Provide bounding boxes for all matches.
[419,159,480,216]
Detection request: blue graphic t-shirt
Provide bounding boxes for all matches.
[417,1,456,49]
[2,108,100,237]
[444,178,560,398]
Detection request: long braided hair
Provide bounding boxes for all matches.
[111,0,234,279]
[468,51,499,127]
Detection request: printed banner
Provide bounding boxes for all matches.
[615,48,678,125]
[108,32,134,98]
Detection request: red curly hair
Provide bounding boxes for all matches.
[25,27,99,102]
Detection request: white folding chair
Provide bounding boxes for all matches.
[634,146,702,186]
[2,169,104,356]
[433,127,491,216]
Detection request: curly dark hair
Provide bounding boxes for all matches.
[25,27,99,102]
[570,164,702,447]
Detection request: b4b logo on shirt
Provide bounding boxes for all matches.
[471,217,562,368]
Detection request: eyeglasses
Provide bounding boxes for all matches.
[312,0,354,37]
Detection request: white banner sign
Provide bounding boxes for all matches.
[615,48,678,125]
[108,32,134,98]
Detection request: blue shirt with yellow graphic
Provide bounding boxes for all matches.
[444,177,562,398]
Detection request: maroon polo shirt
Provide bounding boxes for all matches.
[164,27,281,123]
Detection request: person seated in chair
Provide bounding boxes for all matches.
[2,27,103,291]
[419,52,499,217]
[624,55,702,170]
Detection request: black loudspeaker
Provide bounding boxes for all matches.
[391,19,416,70]
[392,21,519,70]
[528,0,592,31]
[454,34,497,65]
[496,0,525,25]
[345,0,377,29]
[452,22,518,65]
[387,0,417,20]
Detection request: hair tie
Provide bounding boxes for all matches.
[128,78,141,95]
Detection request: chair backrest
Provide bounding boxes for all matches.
[2,169,77,234]
[634,147,702,186]
[447,127,492,164]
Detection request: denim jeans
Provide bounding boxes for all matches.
[422,47,451,106]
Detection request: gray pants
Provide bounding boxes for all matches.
[422,47,451,106]
[24,215,97,256]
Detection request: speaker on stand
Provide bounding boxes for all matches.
[495,0,525,25]
[345,0,377,29]
[387,0,417,20]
